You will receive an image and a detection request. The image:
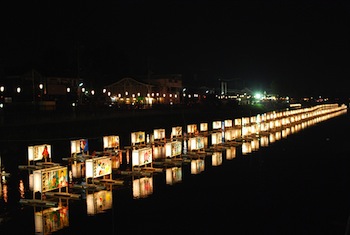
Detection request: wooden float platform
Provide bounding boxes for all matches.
[19,199,58,207]
[141,166,163,173]
[0,172,10,177]
[36,162,61,167]
[71,183,106,191]
[152,159,185,167]
[181,151,207,159]
[19,162,61,170]
[92,178,125,186]
[44,192,81,199]
[119,170,153,177]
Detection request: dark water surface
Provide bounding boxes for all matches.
[1,107,350,235]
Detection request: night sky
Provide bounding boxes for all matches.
[1,0,349,98]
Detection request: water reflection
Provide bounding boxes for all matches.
[0,103,348,233]
[212,152,223,166]
[260,135,269,147]
[86,190,113,215]
[132,176,153,199]
[191,159,205,174]
[0,181,7,203]
[165,167,182,185]
[226,147,237,160]
[34,200,69,234]
[242,141,252,155]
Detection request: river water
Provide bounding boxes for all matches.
[1,105,350,235]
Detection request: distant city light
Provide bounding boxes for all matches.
[67,87,71,93]
[39,84,43,89]
[254,93,262,99]
[16,87,21,93]
[0,86,4,92]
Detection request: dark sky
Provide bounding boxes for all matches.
[1,0,349,97]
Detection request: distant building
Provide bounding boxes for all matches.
[104,75,183,107]
[0,69,81,110]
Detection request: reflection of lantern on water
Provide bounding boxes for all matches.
[212,152,222,166]
[275,131,281,141]
[19,179,25,199]
[260,136,269,147]
[1,182,8,203]
[302,121,308,129]
[133,176,153,199]
[166,167,182,185]
[191,159,205,174]
[251,138,259,152]
[226,147,236,160]
[242,141,252,155]
[282,128,290,138]
[86,190,113,215]
[269,133,276,144]
[34,205,69,234]
[292,123,301,133]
